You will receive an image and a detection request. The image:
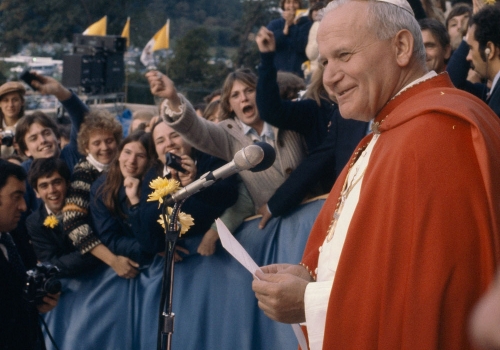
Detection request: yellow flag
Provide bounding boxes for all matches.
[140,20,170,68]
[152,19,170,51]
[121,17,131,47]
[83,16,107,36]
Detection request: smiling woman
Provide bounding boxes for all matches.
[62,110,134,278]
[88,130,155,271]
[146,69,306,213]
[0,81,25,157]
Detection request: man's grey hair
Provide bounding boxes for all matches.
[324,0,426,65]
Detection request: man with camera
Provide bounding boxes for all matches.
[0,159,59,350]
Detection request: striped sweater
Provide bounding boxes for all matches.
[63,159,102,254]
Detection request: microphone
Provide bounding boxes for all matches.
[164,142,275,205]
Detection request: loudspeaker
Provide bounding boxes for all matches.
[62,54,90,88]
[104,53,125,92]
[73,45,102,56]
[73,34,126,53]
[62,54,105,93]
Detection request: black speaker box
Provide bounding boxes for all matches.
[104,53,125,92]
[73,34,126,53]
[62,54,105,93]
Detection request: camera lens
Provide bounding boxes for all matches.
[0,131,14,147]
[44,278,62,295]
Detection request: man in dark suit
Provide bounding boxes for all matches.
[447,5,500,118]
[26,158,100,277]
[0,159,59,350]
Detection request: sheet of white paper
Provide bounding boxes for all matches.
[216,219,262,276]
[215,219,308,350]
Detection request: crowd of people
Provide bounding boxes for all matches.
[1,0,500,349]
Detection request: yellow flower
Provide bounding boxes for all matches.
[157,207,194,236]
[43,215,59,229]
[147,177,180,206]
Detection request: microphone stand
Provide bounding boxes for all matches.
[157,199,185,350]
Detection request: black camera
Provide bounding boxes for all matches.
[19,69,40,90]
[0,130,14,147]
[165,152,187,173]
[24,263,62,305]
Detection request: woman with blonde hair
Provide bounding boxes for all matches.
[62,110,141,278]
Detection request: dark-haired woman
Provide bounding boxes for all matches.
[89,130,155,277]
[130,120,238,258]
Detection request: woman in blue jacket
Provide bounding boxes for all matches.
[90,130,155,277]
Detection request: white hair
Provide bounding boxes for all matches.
[323,0,426,65]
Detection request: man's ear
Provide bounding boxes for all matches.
[485,42,495,60]
[393,29,414,67]
[34,188,41,199]
[24,149,32,158]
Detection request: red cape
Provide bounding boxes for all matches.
[301,74,500,349]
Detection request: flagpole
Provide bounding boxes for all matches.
[124,69,128,103]
[121,17,131,103]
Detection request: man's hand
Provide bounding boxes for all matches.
[174,245,190,262]
[30,73,72,101]
[111,255,140,279]
[37,292,60,313]
[257,204,273,229]
[282,9,295,26]
[145,71,181,111]
[252,264,312,324]
[256,27,276,53]
[470,273,500,349]
[124,176,141,205]
[197,228,219,256]
[261,263,313,281]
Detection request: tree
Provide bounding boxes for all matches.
[233,0,279,70]
[167,27,231,103]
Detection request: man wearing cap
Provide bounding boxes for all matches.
[0,81,26,157]
[252,0,500,349]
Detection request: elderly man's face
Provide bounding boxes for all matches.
[318,2,401,121]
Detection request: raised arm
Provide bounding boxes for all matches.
[146,71,234,161]
[255,27,320,133]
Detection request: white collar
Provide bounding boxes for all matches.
[2,119,17,129]
[394,71,438,98]
[237,118,275,140]
[45,204,57,216]
[86,153,110,173]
